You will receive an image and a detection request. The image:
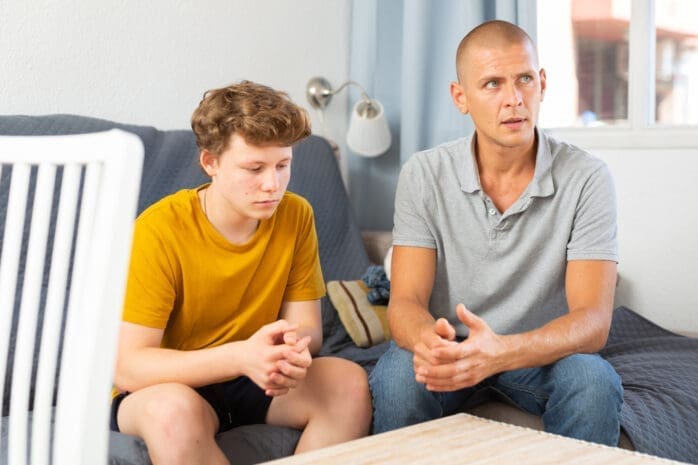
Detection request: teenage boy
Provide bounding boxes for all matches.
[111,81,372,465]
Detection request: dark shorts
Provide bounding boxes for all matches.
[110,376,273,434]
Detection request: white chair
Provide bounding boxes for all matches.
[0,130,143,465]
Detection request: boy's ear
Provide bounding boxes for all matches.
[200,150,218,177]
[450,81,469,115]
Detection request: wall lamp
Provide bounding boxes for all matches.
[306,77,391,157]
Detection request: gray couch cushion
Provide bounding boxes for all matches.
[108,425,299,465]
[0,413,299,465]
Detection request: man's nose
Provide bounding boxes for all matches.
[505,83,523,107]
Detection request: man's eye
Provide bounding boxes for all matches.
[520,75,532,83]
[277,164,289,170]
[246,167,262,172]
[485,80,498,89]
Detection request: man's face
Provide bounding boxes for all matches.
[204,133,292,223]
[451,40,546,153]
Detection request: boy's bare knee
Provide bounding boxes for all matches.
[338,364,372,421]
[317,359,372,429]
[122,383,218,443]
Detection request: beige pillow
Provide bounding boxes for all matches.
[327,280,391,347]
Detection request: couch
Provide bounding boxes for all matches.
[2,114,697,465]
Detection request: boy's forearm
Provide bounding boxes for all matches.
[114,341,245,392]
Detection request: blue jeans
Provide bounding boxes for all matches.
[369,341,623,446]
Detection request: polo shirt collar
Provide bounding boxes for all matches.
[459,136,482,194]
[459,128,555,198]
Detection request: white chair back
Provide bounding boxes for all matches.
[0,130,143,465]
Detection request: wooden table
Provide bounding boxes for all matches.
[264,413,686,465]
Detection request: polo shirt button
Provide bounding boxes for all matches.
[488,208,496,216]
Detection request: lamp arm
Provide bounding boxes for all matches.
[332,80,371,102]
[305,75,391,156]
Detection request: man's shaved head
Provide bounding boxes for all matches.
[455,20,538,82]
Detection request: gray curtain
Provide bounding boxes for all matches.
[347,0,536,230]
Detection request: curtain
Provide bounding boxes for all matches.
[347,0,536,230]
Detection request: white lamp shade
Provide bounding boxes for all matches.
[346,99,392,157]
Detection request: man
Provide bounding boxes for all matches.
[112,81,371,465]
[369,20,623,446]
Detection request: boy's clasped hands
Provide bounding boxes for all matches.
[244,320,312,396]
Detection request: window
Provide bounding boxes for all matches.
[537,0,698,129]
[654,0,698,125]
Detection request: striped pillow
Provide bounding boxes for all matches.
[327,280,391,347]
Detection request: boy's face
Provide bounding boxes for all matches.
[203,133,292,223]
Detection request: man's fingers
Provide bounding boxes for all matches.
[413,343,440,366]
[434,318,456,341]
[415,360,458,381]
[456,304,485,331]
[430,341,466,363]
[416,362,480,391]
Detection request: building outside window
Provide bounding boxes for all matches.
[537,0,698,128]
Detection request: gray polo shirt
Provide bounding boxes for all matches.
[393,129,618,336]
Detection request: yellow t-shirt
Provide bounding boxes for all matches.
[122,186,326,350]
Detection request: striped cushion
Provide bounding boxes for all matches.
[327,280,390,347]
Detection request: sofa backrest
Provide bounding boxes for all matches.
[0,114,369,415]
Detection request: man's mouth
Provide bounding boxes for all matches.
[501,117,528,129]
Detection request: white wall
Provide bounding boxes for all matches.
[601,148,698,333]
[551,129,698,333]
[1,0,351,143]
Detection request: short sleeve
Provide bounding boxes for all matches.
[567,163,619,262]
[283,202,326,302]
[122,219,178,329]
[392,158,437,249]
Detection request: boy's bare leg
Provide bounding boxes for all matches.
[266,357,372,453]
[117,383,230,465]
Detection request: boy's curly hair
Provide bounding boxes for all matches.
[191,80,311,154]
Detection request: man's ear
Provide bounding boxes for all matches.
[539,68,547,101]
[450,81,469,115]
[199,150,218,177]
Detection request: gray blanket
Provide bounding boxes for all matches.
[600,306,698,463]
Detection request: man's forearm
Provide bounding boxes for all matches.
[388,297,437,351]
[499,307,611,372]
